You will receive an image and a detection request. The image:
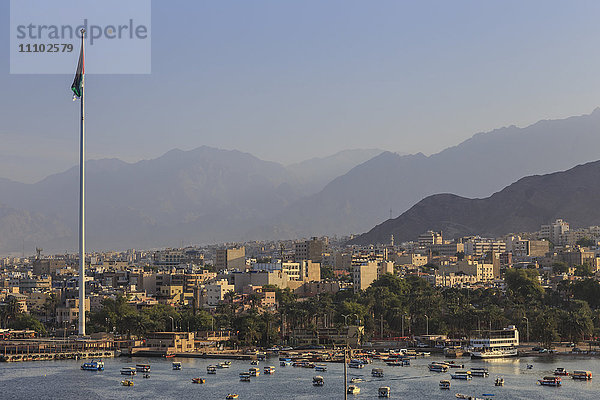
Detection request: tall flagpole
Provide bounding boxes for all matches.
[78,28,86,337]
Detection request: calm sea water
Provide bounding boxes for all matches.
[0,354,599,399]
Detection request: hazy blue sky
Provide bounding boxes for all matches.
[2,0,600,182]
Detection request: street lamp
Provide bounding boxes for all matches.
[424,314,429,336]
[168,316,174,332]
[522,317,530,343]
[342,314,350,326]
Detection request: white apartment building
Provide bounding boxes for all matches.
[540,219,570,245]
[203,279,235,306]
[464,237,506,256]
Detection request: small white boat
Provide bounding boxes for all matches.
[350,377,363,383]
[218,362,230,369]
[249,367,260,376]
[172,362,182,370]
[313,375,324,386]
[207,365,217,374]
[120,379,134,386]
[240,372,251,382]
[250,360,260,365]
[347,385,360,394]
[378,386,391,397]
[348,362,364,369]
[120,367,137,376]
[280,360,292,366]
[553,368,568,376]
[314,364,327,372]
[372,368,384,377]
[439,380,451,389]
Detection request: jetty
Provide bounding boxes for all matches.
[0,338,117,362]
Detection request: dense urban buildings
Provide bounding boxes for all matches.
[2,218,600,355]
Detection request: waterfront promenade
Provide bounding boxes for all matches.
[0,338,117,362]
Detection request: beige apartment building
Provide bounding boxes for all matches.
[352,261,394,292]
[215,247,246,269]
[438,260,497,282]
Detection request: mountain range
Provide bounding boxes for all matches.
[259,109,600,239]
[3,109,600,254]
[350,159,600,245]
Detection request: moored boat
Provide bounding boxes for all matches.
[538,376,561,386]
[264,366,275,374]
[495,377,504,386]
[470,367,489,377]
[571,370,592,380]
[372,368,384,377]
[120,367,137,376]
[350,377,363,383]
[81,359,104,371]
[347,385,360,394]
[280,360,292,366]
[136,364,150,372]
[470,326,519,359]
[554,368,568,376]
[226,394,239,399]
[120,380,134,386]
[444,347,464,358]
[250,360,259,365]
[192,377,205,384]
[240,372,251,382]
[207,365,217,374]
[218,362,230,369]
[451,371,472,380]
[172,362,182,370]
[348,361,364,369]
[249,367,260,376]
[313,375,324,386]
[378,386,391,397]
[314,364,327,372]
[429,362,450,372]
[439,379,451,389]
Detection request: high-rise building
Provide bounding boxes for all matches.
[540,219,570,245]
[295,237,326,263]
[215,247,246,270]
[418,231,443,246]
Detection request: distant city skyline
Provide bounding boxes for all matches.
[2,1,600,182]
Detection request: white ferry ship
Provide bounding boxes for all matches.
[470,325,519,359]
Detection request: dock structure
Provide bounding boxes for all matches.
[0,338,117,362]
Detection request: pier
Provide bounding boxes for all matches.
[0,338,117,362]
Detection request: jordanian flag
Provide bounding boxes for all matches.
[71,38,84,98]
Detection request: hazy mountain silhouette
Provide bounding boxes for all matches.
[287,149,384,193]
[0,146,380,253]
[3,109,600,253]
[349,160,600,244]
[261,109,600,238]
